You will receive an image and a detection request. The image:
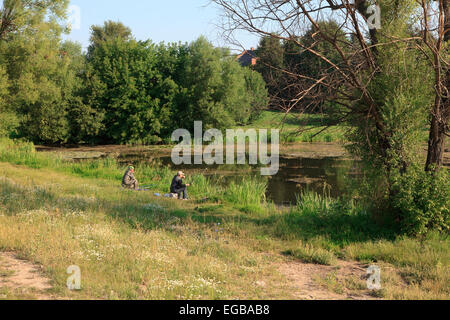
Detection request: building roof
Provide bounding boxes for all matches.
[236,48,257,67]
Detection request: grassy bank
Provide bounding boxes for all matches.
[245,111,430,143]
[0,138,268,214]
[244,111,350,143]
[0,138,448,299]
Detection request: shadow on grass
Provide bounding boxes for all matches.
[105,195,398,249]
[259,210,397,245]
[1,178,397,248]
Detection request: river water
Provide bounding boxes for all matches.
[37,143,360,205]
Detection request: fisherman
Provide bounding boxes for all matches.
[170,171,190,200]
[122,165,139,190]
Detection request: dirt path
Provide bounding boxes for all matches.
[0,249,378,300]
[278,259,379,300]
[0,252,54,300]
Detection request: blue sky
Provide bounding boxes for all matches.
[64,0,259,52]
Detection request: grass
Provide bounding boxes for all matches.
[244,110,430,143]
[314,271,346,295]
[0,138,448,299]
[0,138,267,214]
[244,111,350,143]
[283,245,337,266]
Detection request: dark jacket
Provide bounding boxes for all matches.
[170,175,186,193]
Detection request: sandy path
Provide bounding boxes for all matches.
[0,252,54,300]
[278,259,379,300]
[0,250,378,300]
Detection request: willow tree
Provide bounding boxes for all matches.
[214,0,433,163]
[0,0,74,143]
[0,0,69,41]
[417,0,449,171]
[212,0,449,233]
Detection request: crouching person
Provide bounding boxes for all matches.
[170,171,190,200]
[122,166,139,190]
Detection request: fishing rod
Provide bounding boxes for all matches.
[140,184,158,189]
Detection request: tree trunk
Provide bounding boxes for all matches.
[426,113,447,170]
[425,0,449,171]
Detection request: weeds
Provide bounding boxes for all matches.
[0,138,448,299]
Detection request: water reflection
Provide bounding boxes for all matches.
[120,154,360,205]
[37,146,360,205]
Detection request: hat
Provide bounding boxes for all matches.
[177,171,185,177]
[129,166,135,170]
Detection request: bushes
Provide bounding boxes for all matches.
[390,166,450,236]
[0,112,20,138]
[81,36,269,144]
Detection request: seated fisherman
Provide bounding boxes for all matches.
[122,166,139,190]
[170,171,190,200]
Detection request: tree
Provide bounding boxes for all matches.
[60,41,105,144]
[87,20,132,58]
[84,32,268,144]
[0,64,7,104]
[175,37,267,130]
[243,67,269,122]
[0,0,73,144]
[418,0,449,171]
[254,36,284,100]
[0,64,17,137]
[86,38,172,144]
[0,0,69,41]
[212,0,446,231]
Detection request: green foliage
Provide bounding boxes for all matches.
[0,112,19,138]
[175,37,235,130]
[86,38,172,144]
[174,37,267,131]
[0,0,75,144]
[1,12,269,145]
[390,166,450,236]
[254,21,346,111]
[255,36,284,96]
[270,192,395,245]
[87,20,132,57]
[283,245,337,266]
[242,68,269,122]
[0,0,69,41]
[0,64,8,105]
[343,0,445,236]
[347,28,432,172]
[84,35,269,143]
[0,65,18,137]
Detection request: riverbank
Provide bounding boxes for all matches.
[0,138,448,300]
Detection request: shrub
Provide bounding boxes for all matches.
[390,166,449,236]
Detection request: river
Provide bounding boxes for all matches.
[36,143,360,205]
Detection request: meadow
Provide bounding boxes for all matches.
[245,111,430,144]
[0,138,448,300]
